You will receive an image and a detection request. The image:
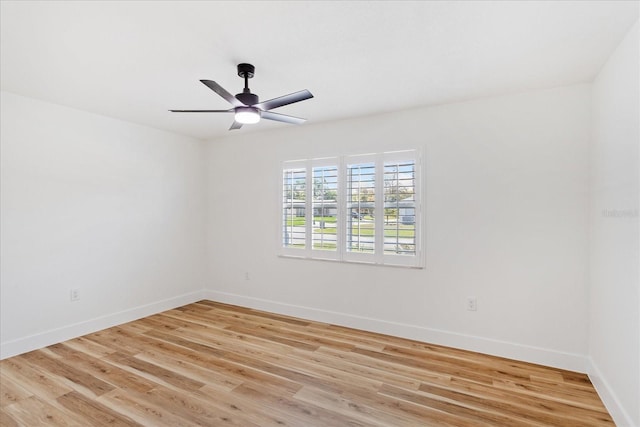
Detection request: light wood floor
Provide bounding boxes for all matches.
[1,300,614,426]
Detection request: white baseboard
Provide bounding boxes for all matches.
[203,290,587,373]
[588,357,638,427]
[0,290,206,360]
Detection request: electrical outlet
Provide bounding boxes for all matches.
[245,272,250,281]
[70,289,80,302]
[466,297,477,311]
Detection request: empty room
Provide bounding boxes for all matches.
[1,1,638,426]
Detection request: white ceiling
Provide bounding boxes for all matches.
[1,1,638,140]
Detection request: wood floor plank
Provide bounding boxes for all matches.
[422,375,610,427]
[0,300,615,426]
[3,395,86,426]
[141,385,263,426]
[1,357,74,401]
[379,383,535,426]
[316,345,456,385]
[492,378,610,411]
[193,383,299,426]
[232,382,371,427]
[61,336,117,359]
[340,385,481,427]
[56,390,142,426]
[99,389,200,427]
[302,324,389,351]
[0,372,33,408]
[418,381,581,427]
[104,352,206,392]
[46,343,159,394]
[0,408,21,427]
[353,346,497,386]
[20,350,115,398]
[139,329,304,396]
[294,385,416,427]
[133,348,242,393]
[287,344,424,391]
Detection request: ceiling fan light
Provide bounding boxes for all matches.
[235,107,261,124]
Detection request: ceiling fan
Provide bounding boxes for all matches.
[170,63,313,130]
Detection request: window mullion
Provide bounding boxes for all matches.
[337,157,345,261]
[305,160,313,256]
[374,154,384,263]
[415,153,422,263]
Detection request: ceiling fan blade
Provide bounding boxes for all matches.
[261,111,306,125]
[200,80,243,107]
[255,89,313,111]
[229,120,243,130]
[169,109,233,113]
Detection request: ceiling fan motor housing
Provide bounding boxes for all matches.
[236,92,259,105]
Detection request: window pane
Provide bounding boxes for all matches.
[384,161,416,255]
[346,162,375,253]
[282,168,306,249]
[312,166,338,251]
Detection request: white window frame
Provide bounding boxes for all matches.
[281,159,307,256]
[280,150,422,268]
[381,150,421,267]
[343,153,378,265]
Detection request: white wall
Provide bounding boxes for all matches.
[589,21,640,427]
[0,92,208,359]
[205,84,591,371]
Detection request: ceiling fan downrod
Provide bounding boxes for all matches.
[236,63,258,104]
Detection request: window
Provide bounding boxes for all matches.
[281,150,421,267]
[282,167,307,249]
[383,159,416,256]
[312,164,338,252]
